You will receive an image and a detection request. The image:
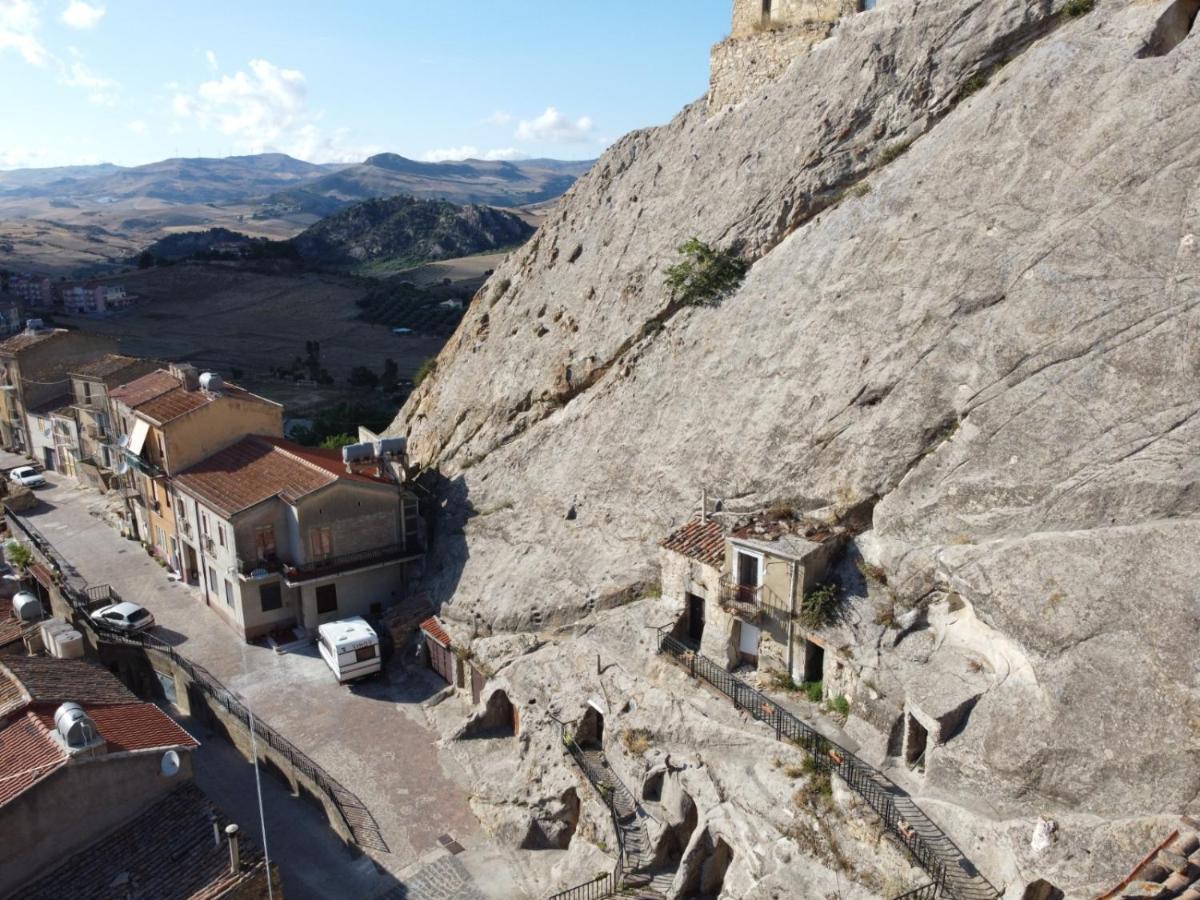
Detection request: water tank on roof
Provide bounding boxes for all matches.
[342,442,375,465]
[374,437,407,458]
[54,702,100,749]
[12,591,42,622]
[199,372,224,394]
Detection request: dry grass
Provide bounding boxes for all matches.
[620,728,653,755]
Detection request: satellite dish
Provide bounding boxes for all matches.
[113,459,130,476]
[250,568,268,581]
[161,750,180,777]
[118,434,130,449]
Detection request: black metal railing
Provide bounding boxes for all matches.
[3,504,389,856]
[282,540,422,583]
[546,716,635,900]
[717,576,764,622]
[894,883,941,900]
[657,628,1000,900]
[236,555,285,578]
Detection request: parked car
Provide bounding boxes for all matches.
[91,602,155,634]
[9,466,45,488]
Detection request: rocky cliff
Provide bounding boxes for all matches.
[391,0,1200,894]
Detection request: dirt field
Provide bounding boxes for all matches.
[56,262,447,420]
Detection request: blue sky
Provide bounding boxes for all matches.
[0,1,731,169]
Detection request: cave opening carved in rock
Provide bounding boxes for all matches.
[461,689,518,739]
[1139,0,1200,57]
[677,827,734,900]
[520,787,580,850]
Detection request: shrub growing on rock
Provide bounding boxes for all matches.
[664,238,749,308]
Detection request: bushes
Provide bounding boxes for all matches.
[414,356,438,387]
[804,680,824,704]
[621,728,653,755]
[1063,0,1096,16]
[664,238,749,308]
[798,583,841,629]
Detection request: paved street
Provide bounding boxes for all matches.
[8,469,521,899]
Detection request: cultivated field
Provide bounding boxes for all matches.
[56,262,449,420]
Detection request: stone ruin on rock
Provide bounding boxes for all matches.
[711,0,888,111]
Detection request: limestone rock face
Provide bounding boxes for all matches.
[392,0,1200,891]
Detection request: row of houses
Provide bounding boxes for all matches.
[0,323,425,642]
[3,273,133,316]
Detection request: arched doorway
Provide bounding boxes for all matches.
[576,704,604,749]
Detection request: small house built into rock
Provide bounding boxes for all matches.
[660,511,844,688]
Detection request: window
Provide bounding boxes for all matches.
[208,566,217,594]
[260,582,282,612]
[201,513,209,536]
[255,525,276,560]
[155,432,166,462]
[224,580,234,607]
[218,524,226,548]
[82,381,92,404]
[316,583,337,614]
[355,644,377,663]
[156,526,166,550]
[310,526,333,561]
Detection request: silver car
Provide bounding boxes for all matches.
[91,602,155,634]
[9,466,46,488]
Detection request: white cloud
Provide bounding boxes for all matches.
[127,119,146,134]
[421,146,526,163]
[172,59,375,162]
[60,0,105,30]
[0,144,53,169]
[205,49,218,71]
[485,110,513,127]
[61,58,116,104]
[0,0,50,66]
[515,107,594,144]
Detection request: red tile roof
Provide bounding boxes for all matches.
[174,435,392,518]
[420,616,451,648]
[0,328,68,355]
[135,386,211,423]
[0,711,67,806]
[0,655,138,711]
[18,782,268,900]
[33,702,198,753]
[0,599,24,650]
[109,369,180,408]
[660,517,727,568]
[67,353,146,380]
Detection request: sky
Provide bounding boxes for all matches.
[0,0,731,170]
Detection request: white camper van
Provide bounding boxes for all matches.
[317,617,381,683]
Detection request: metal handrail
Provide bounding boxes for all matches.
[657,627,1000,900]
[3,504,390,856]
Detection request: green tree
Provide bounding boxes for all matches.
[348,366,379,389]
[137,250,156,269]
[319,433,357,450]
[380,358,400,392]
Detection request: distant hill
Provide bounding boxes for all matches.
[140,196,534,275]
[290,195,534,274]
[257,154,594,216]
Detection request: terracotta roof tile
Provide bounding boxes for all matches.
[109,370,180,408]
[0,657,29,720]
[0,656,138,711]
[32,702,197,753]
[133,380,277,426]
[174,435,391,518]
[1099,816,1200,899]
[420,616,451,648]
[68,353,148,380]
[18,782,267,900]
[0,599,24,650]
[0,328,67,355]
[0,711,67,806]
[660,517,727,568]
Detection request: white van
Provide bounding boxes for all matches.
[317,617,381,683]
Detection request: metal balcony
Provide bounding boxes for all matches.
[718,577,763,623]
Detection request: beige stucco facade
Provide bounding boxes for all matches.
[175,477,421,640]
[0,329,116,454]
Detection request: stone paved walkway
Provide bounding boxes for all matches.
[10,472,520,898]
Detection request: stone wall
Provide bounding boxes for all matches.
[732,0,862,39]
[708,24,833,114]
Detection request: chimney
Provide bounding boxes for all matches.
[169,363,200,391]
[701,486,708,524]
[225,823,240,874]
